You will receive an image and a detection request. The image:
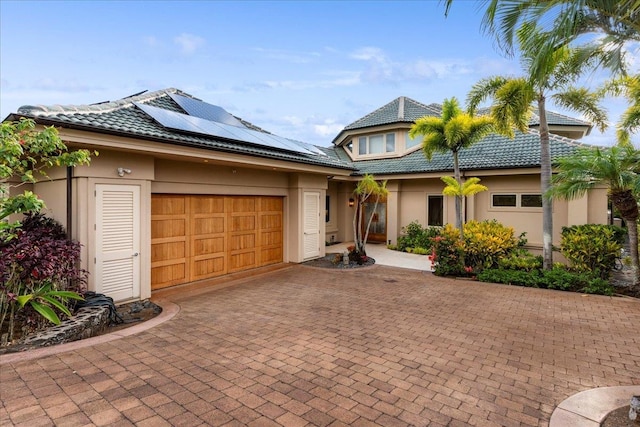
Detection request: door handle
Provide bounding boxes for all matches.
[133,252,139,257]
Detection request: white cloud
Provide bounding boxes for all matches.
[350,47,388,62]
[174,33,205,55]
[314,120,344,137]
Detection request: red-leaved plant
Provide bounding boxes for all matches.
[0,213,87,343]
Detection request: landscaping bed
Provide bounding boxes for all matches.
[0,299,162,354]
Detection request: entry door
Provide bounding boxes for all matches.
[303,192,321,259]
[95,184,141,301]
[363,201,387,243]
[427,195,444,226]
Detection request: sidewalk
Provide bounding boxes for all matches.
[326,242,433,271]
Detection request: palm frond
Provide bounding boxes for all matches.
[619,104,640,135]
[466,76,509,115]
[461,177,489,196]
[552,87,608,132]
[442,98,462,122]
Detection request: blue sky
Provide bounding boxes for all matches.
[0,1,635,147]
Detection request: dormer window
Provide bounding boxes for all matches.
[358,133,395,155]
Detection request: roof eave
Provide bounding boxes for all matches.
[8,113,355,172]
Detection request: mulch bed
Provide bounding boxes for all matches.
[601,405,639,426]
[301,253,375,269]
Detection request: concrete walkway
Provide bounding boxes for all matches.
[327,242,433,271]
[1,264,639,426]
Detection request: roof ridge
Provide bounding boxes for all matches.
[526,128,603,148]
[16,88,186,116]
[344,97,403,128]
[398,96,405,120]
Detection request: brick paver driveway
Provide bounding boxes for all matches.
[1,265,639,426]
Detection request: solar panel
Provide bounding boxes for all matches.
[135,102,322,156]
[169,93,246,128]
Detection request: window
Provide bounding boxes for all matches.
[492,194,517,207]
[521,194,543,207]
[369,135,384,154]
[386,134,395,152]
[346,142,353,152]
[406,131,422,149]
[358,133,396,155]
[492,193,542,209]
[325,195,330,222]
[358,137,366,155]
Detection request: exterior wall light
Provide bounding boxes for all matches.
[117,167,132,177]
[348,198,355,207]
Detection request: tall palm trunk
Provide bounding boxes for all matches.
[538,95,554,270]
[452,150,463,238]
[612,189,640,287]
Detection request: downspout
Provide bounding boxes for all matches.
[462,171,467,224]
[66,166,72,240]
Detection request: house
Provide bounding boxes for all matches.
[4,89,607,302]
[324,96,607,250]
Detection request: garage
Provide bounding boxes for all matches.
[151,194,283,290]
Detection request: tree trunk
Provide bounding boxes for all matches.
[613,189,640,287]
[362,197,380,256]
[453,150,463,239]
[626,219,640,287]
[538,96,554,270]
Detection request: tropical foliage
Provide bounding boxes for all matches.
[444,0,640,75]
[410,98,494,236]
[467,24,607,270]
[352,174,388,258]
[560,224,626,279]
[1,119,93,231]
[549,143,640,286]
[1,120,93,343]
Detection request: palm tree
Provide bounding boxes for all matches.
[467,26,607,269]
[548,142,640,288]
[442,0,639,75]
[352,174,388,256]
[600,74,640,145]
[409,98,494,237]
[440,177,489,232]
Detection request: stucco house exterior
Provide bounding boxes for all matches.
[324,96,607,249]
[4,89,607,302]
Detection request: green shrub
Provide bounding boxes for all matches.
[478,267,614,296]
[560,224,625,278]
[477,268,541,287]
[430,224,466,276]
[463,220,518,270]
[411,247,431,255]
[497,249,543,271]
[397,221,440,252]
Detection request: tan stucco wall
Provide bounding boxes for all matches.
[289,173,328,262]
[25,137,341,300]
[34,179,67,226]
[325,181,339,242]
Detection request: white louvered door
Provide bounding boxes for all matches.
[95,185,140,301]
[303,192,321,259]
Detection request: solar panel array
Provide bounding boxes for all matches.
[135,96,325,157]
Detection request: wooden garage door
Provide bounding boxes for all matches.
[151,195,283,290]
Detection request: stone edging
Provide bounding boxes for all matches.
[0,305,110,355]
[0,299,179,365]
[549,385,640,426]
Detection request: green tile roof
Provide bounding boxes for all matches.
[10,88,353,171]
[322,130,592,176]
[343,97,591,134]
